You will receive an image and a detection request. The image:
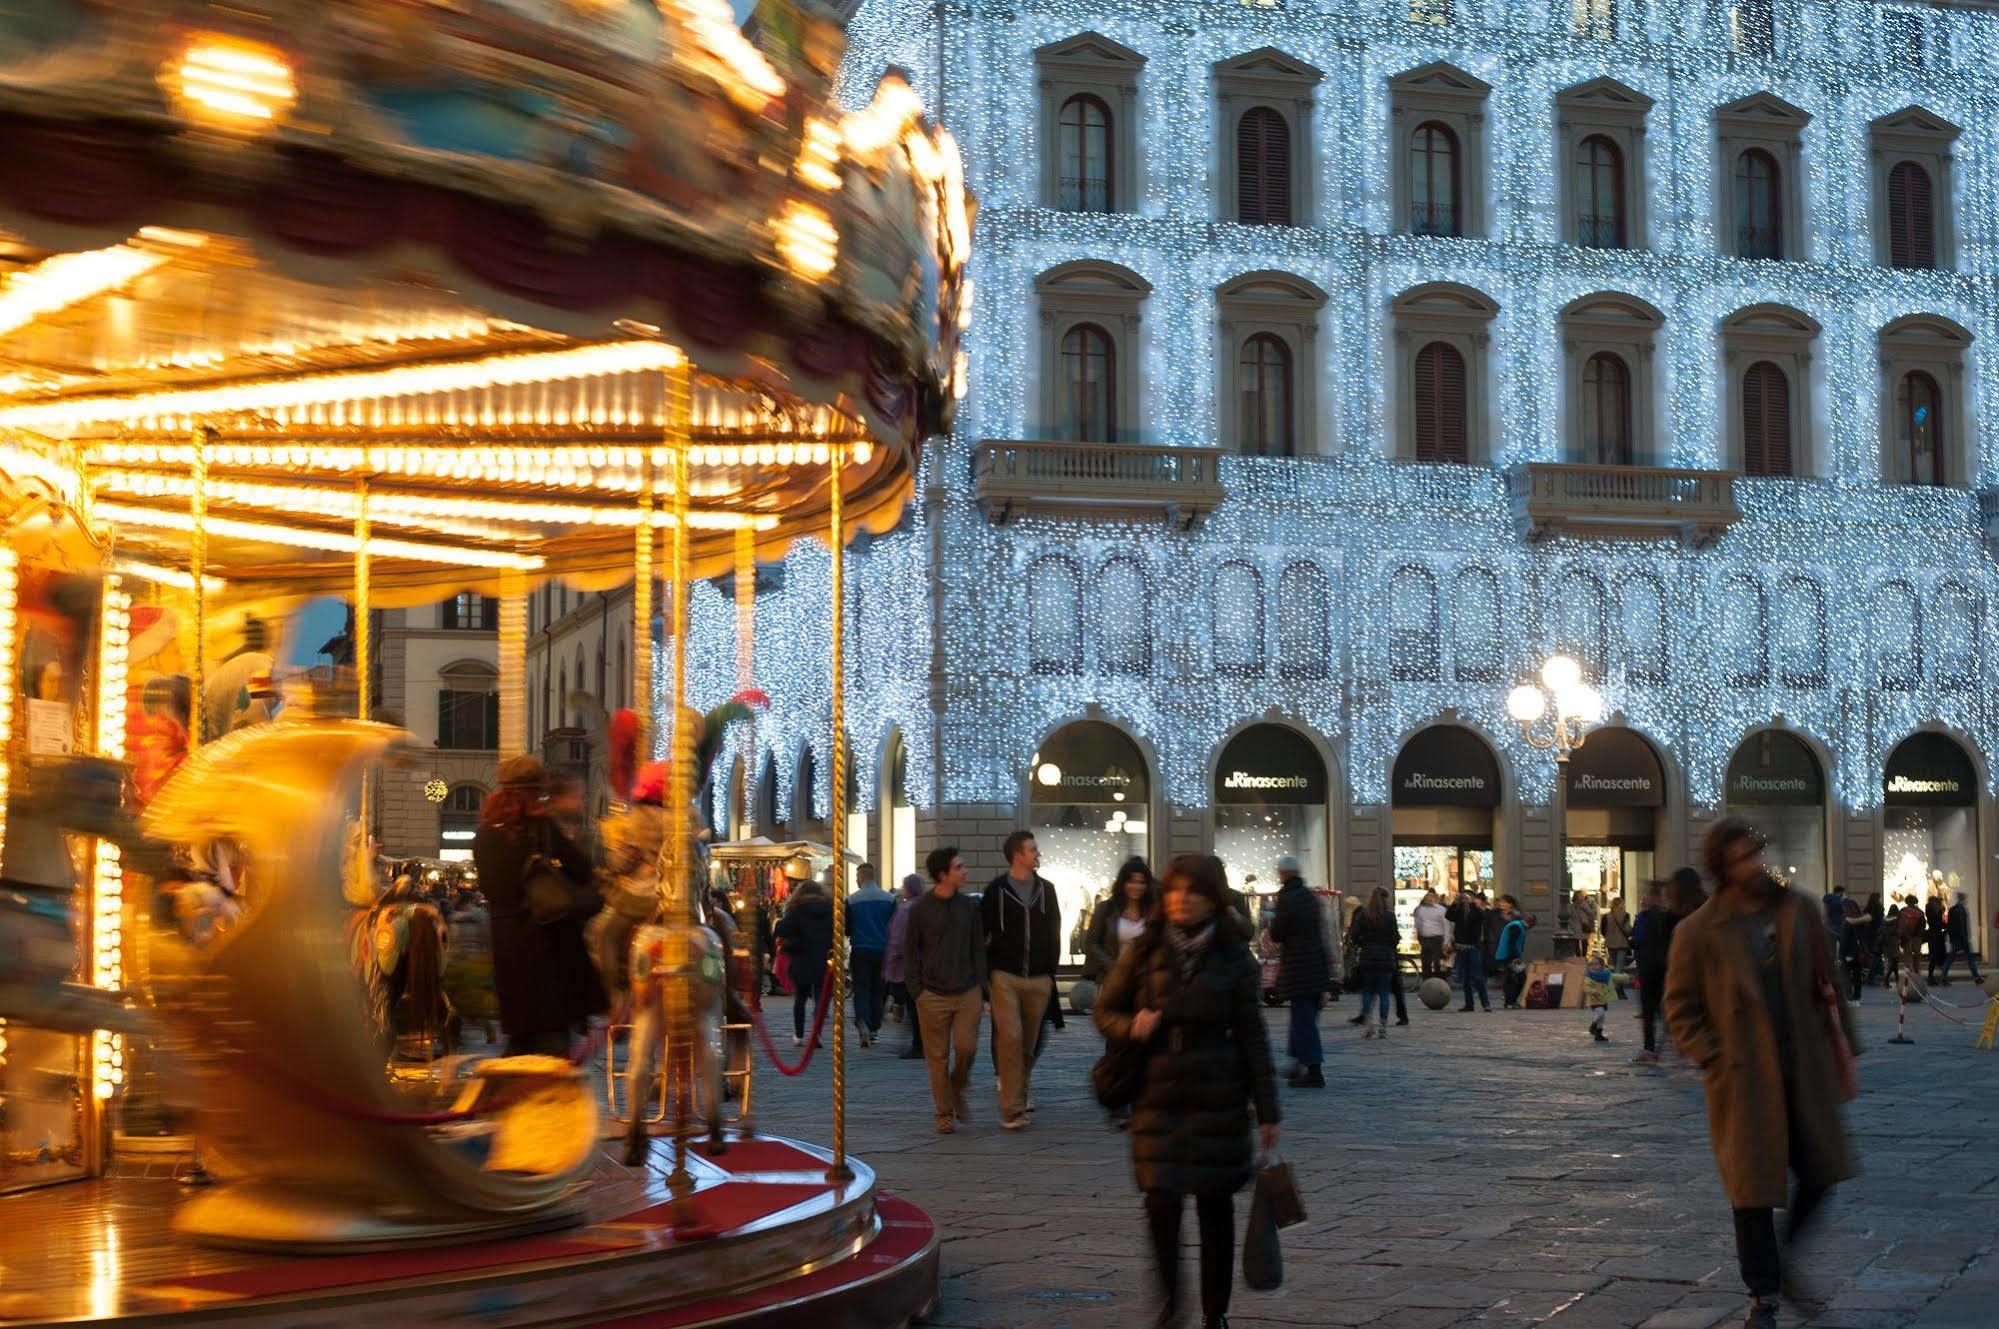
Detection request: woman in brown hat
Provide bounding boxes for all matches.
[473,755,607,1056]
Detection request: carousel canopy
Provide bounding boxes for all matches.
[0,0,971,597]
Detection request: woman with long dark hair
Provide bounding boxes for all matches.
[471,756,607,1056]
[1082,857,1155,985]
[1095,854,1279,1329]
[1348,885,1400,1040]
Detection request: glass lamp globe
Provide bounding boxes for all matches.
[1506,685,1546,723]
[1541,654,1583,693]
[1569,685,1605,724]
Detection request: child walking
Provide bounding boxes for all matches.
[1582,933,1615,1043]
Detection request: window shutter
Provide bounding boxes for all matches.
[1413,342,1467,463]
[437,689,453,748]
[1910,166,1936,268]
[1265,114,1291,225]
[1237,112,1264,223]
[484,692,501,749]
[1237,108,1290,226]
[1888,163,1911,267]
[1742,362,1791,477]
[1413,343,1438,458]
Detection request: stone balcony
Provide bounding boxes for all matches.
[972,440,1227,528]
[1507,462,1742,547]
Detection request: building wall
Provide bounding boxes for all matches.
[374,600,499,859]
[662,0,1999,949]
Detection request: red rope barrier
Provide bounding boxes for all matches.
[747,961,835,1076]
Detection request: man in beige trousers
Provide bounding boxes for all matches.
[981,832,1062,1131]
[906,846,986,1134]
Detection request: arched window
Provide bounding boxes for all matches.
[1886,161,1936,269]
[1574,134,1623,248]
[1093,557,1150,676]
[1388,566,1441,683]
[795,745,818,825]
[1618,576,1667,684]
[1027,556,1082,674]
[1409,122,1459,236]
[1214,561,1266,676]
[1239,333,1294,456]
[1933,583,1980,691]
[1556,570,1608,682]
[1777,576,1827,689]
[1897,370,1945,486]
[1451,567,1502,683]
[1735,148,1782,259]
[1741,359,1792,476]
[1278,562,1331,681]
[1237,107,1292,226]
[1876,582,1922,690]
[1058,94,1112,213]
[1059,323,1115,442]
[1580,352,1632,464]
[1718,576,1770,687]
[1412,340,1468,463]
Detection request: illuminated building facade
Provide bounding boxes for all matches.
[690,0,1999,955]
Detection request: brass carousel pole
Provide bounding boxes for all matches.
[732,522,756,1131]
[664,367,696,1214]
[633,466,654,765]
[498,568,527,755]
[354,480,372,842]
[826,450,850,1184]
[188,426,211,747]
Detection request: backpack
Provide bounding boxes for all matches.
[1524,980,1553,1010]
[1898,907,1924,943]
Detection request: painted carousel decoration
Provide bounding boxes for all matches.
[0,0,966,1319]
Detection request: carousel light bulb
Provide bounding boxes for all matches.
[168,35,296,129]
[775,201,839,281]
[1507,685,1547,724]
[1541,654,1583,693]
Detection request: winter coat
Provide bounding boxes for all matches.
[1493,916,1528,964]
[1662,884,1860,1210]
[1444,897,1487,949]
[1631,905,1676,979]
[1094,924,1280,1196]
[981,874,1062,978]
[1570,892,1599,941]
[883,894,917,984]
[1082,895,1144,982]
[1948,902,1973,948]
[1603,907,1632,951]
[845,883,896,953]
[1926,899,1949,947]
[1347,907,1400,975]
[775,895,835,979]
[1268,877,1331,1000]
[472,818,608,1044]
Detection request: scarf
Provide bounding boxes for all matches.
[1165,920,1216,981]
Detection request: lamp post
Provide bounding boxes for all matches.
[1507,655,1604,942]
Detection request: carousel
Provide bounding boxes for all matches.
[0,0,967,1325]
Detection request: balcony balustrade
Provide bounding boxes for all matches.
[972,439,1226,528]
[1508,462,1741,547]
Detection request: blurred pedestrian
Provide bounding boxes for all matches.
[1414,889,1448,979]
[1604,897,1633,974]
[1094,854,1279,1329]
[1666,820,1858,1329]
[846,863,896,1046]
[1630,880,1675,1063]
[907,847,987,1133]
[472,756,606,1057]
[1349,886,1399,1040]
[1582,932,1614,1043]
[1446,887,1491,1012]
[1270,855,1329,1089]
[775,881,834,1047]
[1083,857,1156,1125]
[983,832,1061,1130]
[885,872,925,1059]
[1941,891,1983,984]
[1925,893,1950,984]
[1862,891,1886,985]
[1494,895,1529,1008]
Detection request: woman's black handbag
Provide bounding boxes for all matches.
[522,828,577,925]
[1243,1152,1303,1290]
[1090,1038,1146,1110]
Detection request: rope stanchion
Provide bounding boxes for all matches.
[1889,975,1915,1044]
[747,962,836,1077]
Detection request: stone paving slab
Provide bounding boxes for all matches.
[743,995,1999,1328]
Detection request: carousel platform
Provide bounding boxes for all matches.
[0,1135,935,1329]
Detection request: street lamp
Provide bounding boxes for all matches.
[1508,654,1604,943]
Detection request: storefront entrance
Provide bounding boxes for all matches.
[1028,721,1151,964]
[1881,733,1981,920]
[1391,725,1500,957]
[1212,724,1330,898]
[1725,730,1827,892]
[1565,727,1665,928]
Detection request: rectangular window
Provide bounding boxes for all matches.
[442,593,496,630]
[1884,11,1925,68]
[1408,0,1452,24]
[1728,0,1774,57]
[438,689,500,750]
[1572,0,1614,40]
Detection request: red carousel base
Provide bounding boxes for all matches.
[0,1135,936,1329]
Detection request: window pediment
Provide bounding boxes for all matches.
[1723,302,1820,340]
[1216,269,1329,312]
[1561,291,1663,331]
[1394,281,1499,321]
[1388,61,1492,107]
[1213,46,1324,91]
[1035,260,1152,299]
[1870,105,1960,149]
[1881,313,1972,353]
[1556,77,1653,125]
[1716,92,1810,135]
[1036,31,1147,73]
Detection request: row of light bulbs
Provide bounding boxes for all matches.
[90,582,130,1100]
[87,438,873,479]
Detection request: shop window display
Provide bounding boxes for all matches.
[1881,733,1980,918]
[1212,724,1330,901]
[1028,721,1150,964]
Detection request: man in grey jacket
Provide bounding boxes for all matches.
[907,846,988,1133]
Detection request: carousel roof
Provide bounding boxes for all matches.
[0,0,971,597]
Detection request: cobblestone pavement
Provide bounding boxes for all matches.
[744,989,1999,1329]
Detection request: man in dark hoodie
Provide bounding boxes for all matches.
[982,831,1062,1131]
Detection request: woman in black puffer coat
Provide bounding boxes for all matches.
[1096,854,1280,1329]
